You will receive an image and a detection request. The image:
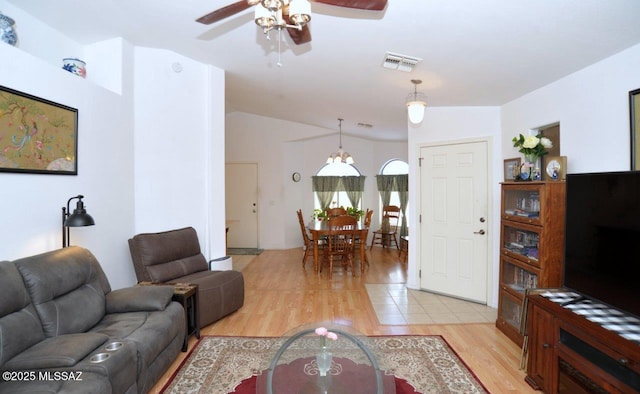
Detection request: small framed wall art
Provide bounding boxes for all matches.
[504,157,521,181]
[0,85,78,175]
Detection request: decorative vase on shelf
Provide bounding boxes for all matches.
[62,58,87,78]
[316,345,332,377]
[521,154,541,181]
[0,12,17,46]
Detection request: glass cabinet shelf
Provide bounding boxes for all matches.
[499,291,522,330]
[501,257,539,293]
[503,188,540,219]
[502,223,539,261]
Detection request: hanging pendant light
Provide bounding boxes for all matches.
[326,118,354,165]
[406,79,427,124]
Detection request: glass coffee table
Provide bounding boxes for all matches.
[256,323,395,394]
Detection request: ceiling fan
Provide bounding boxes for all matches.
[196,0,388,45]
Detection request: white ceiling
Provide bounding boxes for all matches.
[8,0,640,141]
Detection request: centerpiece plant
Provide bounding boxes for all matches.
[347,206,364,220]
[315,327,338,376]
[512,132,553,180]
[512,133,553,163]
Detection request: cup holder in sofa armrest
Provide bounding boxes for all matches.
[105,341,123,351]
[90,353,111,363]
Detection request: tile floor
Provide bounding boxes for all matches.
[366,283,498,325]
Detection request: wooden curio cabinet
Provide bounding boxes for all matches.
[496,181,566,346]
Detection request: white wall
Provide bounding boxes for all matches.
[406,43,640,307]
[502,43,640,174]
[133,48,227,261]
[0,3,227,288]
[0,39,137,289]
[226,112,408,249]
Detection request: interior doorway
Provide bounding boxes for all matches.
[418,140,490,303]
[225,163,258,248]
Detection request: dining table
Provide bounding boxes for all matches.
[307,219,369,275]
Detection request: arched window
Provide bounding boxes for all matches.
[377,159,409,234]
[381,159,408,175]
[314,163,362,210]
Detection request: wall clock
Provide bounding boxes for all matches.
[292,172,301,182]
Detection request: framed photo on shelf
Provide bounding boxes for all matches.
[503,157,521,181]
[630,88,640,170]
[0,85,78,175]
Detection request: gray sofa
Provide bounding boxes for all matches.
[0,246,185,394]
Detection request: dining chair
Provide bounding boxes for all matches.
[326,207,348,218]
[353,209,373,268]
[399,235,409,263]
[323,215,357,279]
[297,209,315,268]
[370,205,401,250]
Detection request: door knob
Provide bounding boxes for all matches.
[479,217,486,222]
[474,230,485,235]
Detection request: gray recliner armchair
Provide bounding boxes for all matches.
[128,226,245,328]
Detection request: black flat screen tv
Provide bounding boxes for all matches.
[563,171,640,318]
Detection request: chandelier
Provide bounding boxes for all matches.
[327,118,354,164]
[406,79,427,124]
[255,0,311,35]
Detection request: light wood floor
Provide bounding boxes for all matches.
[150,247,535,393]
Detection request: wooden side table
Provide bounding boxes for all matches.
[137,281,200,351]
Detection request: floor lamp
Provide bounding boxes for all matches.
[62,195,95,248]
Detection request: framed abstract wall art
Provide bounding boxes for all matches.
[0,86,78,175]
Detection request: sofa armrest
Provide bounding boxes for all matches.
[106,286,173,313]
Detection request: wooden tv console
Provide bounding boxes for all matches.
[525,290,640,393]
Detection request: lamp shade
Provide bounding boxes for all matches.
[289,0,311,25]
[254,3,275,28]
[407,100,426,124]
[64,199,95,227]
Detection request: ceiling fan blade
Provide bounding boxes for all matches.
[287,25,312,45]
[196,1,253,25]
[312,0,387,11]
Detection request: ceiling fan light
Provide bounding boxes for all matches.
[261,0,282,12]
[255,4,276,28]
[289,0,311,26]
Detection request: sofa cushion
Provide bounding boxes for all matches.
[3,333,108,370]
[14,247,111,337]
[128,227,208,282]
[0,261,45,366]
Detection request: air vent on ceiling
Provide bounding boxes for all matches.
[382,52,422,72]
[357,122,373,129]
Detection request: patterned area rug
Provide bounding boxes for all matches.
[161,336,488,393]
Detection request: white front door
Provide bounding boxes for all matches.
[419,141,489,303]
[225,163,258,248]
